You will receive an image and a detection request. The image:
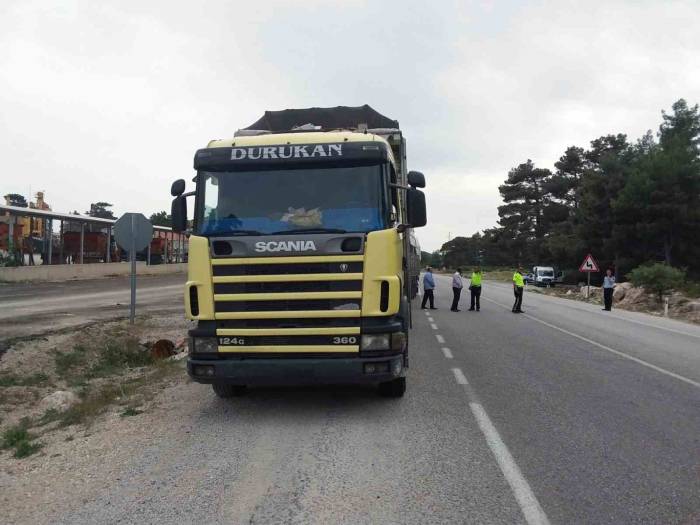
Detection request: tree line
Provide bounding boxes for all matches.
[433,99,700,281]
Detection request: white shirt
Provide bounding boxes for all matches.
[452,272,463,289]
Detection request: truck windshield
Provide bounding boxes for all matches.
[197,164,387,236]
[539,270,554,277]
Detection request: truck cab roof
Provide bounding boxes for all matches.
[205,131,396,166]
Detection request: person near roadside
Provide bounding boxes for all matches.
[512,266,525,313]
[451,267,463,311]
[469,266,482,311]
[421,266,437,309]
[602,268,616,311]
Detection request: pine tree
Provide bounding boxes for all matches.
[498,160,553,262]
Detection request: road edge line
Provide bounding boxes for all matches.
[484,297,700,389]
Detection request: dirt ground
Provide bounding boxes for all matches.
[0,312,194,523]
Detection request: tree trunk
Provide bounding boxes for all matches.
[664,236,673,265]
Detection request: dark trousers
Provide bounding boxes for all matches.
[512,286,523,312]
[604,288,613,310]
[470,286,481,310]
[421,289,435,309]
[451,287,462,310]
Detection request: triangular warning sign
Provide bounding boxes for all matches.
[579,253,599,272]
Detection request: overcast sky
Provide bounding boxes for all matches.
[2,1,699,251]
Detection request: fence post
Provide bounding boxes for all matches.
[79,223,85,264]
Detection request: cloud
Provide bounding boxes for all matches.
[1,1,699,251]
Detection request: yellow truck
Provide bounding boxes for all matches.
[170,105,427,397]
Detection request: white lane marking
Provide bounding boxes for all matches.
[452,367,468,384]
[430,323,438,330]
[450,366,550,524]
[485,297,700,389]
[427,316,434,322]
[442,347,453,359]
[436,334,445,344]
[469,401,551,525]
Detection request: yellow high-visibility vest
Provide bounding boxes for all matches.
[470,272,482,286]
[513,272,524,287]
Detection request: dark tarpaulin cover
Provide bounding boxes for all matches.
[244,104,399,132]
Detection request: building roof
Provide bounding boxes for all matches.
[0,204,174,232]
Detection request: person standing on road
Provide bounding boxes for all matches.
[512,266,525,313]
[602,268,616,311]
[421,266,437,309]
[469,266,482,311]
[451,268,463,311]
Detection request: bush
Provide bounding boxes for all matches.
[627,263,686,302]
[1,422,43,458]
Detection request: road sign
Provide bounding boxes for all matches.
[579,253,599,273]
[113,213,153,252]
[113,213,154,324]
[579,253,600,302]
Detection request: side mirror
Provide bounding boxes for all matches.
[171,179,186,197]
[406,188,427,228]
[407,171,426,188]
[171,196,187,232]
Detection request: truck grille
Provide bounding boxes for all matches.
[211,255,364,353]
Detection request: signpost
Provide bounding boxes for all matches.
[113,213,153,324]
[579,253,600,300]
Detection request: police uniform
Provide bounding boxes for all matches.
[512,271,524,313]
[469,271,482,311]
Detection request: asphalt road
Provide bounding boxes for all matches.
[0,274,186,343]
[4,274,700,524]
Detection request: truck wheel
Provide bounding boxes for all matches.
[378,377,406,398]
[212,383,247,398]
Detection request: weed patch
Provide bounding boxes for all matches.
[121,407,143,417]
[53,333,154,386]
[14,440,43,458]
[0,372,50,387]
[1,422,42,459]
[54,345,89,381]
[57,385,120,428]
[88,338,153,378]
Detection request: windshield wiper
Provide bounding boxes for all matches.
[270,228,348,235]
[227,229,264,236]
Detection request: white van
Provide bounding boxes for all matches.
[532,266,556,287]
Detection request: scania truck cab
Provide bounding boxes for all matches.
[170,106,427,398]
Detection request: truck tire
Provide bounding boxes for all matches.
[212,383,247,398]
[378,377,406,398]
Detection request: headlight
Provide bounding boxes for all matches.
[191,337,218,353]
[361,334,390,351]
[391,332,407,351]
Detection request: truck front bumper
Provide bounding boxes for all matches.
[187,354,404,386]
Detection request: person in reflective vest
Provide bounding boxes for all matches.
[512,267,525,313]
[469,267,482,311]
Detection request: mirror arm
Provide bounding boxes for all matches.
[396,224,411,233]
[389,183,410,190]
